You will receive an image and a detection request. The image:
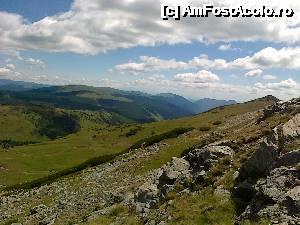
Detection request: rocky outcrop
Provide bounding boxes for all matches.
[134,141,234,213]
[158,157,191,195]
[275,149,300,168]
[135,183,160,213]
[186,144,234,171]
[238,129,280,180]
[258,98,300,123]
[282,113,300,140]
[240,167,299,224]
[235,113,300,224]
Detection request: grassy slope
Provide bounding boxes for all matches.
[0,105,46,142]
[0,98,273,187]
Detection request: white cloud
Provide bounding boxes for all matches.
[245,69,263,77]
[115,47,300,75]
[189,55,229,70]
[255,78,298,90]
[127,75,299,101]
[0,67,13,76]
[0,0,299,54]
[263,75,277,80]
[116,56,187,74]
[230,47,300,70]
[5,63,16,70]
[218,44,240,51]
[252,78,300,100]
[219,44,232,51]
[174,70,220,83]
[25,58,46,67]
[0,64,17,76]
[0,50,46,68]
[116,63,146,74]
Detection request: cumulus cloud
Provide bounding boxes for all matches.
[189,55,228,70]
[0,67,13,76]
[255,78,298,91]
[116,63,146,74]
[0,64,18,76]
[0,50,46,68]
[123,73,298,101]
[263,75,277,80]
[190,47,300,71]
[5,64,16,70]
[230,47,300,70]
[252,78,300,100]
[219,44,232,51]
[25,58,46,67]
[115,47,300,74]
[116,56,187,74]
[127,75,299,101]
[244,69,263,77]
[0,0,299,54]
[218,44,240,51]
[174,70,220,83]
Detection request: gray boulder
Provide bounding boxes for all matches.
[255,167,298,203]
[240,166,300,223]
[238,130,280,179]
[186,144,234,171]
[135,183,159,207]
[282,114,300,140]
[283,186,300,215]
[158,157,191,189]
[258,98,299,122]
[275,149,300,168]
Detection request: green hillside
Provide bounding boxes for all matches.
[0,96,275,188]
[0,85,193,123]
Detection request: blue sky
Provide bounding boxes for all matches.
[0,0,73,22]
[0,0,299,101]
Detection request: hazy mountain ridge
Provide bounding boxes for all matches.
[194,98,237,113]
[0,79,48,91]
[0,80,239,122]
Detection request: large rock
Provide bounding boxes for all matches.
[258,98,300,122]
[240,166,300,223]
[158,157,191,189]
[135,183,159,206]
[134,183,160,213]
[283,186,300,215]
[275,149,300,168]
[234,124,300,224]
[282,114,300,140]
[238,130,280,179]
[185,144,234,171]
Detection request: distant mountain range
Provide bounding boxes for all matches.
[157,93,236,114]
[0,79,47,91]
[194,98,237,113]
[0,79,237,122]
